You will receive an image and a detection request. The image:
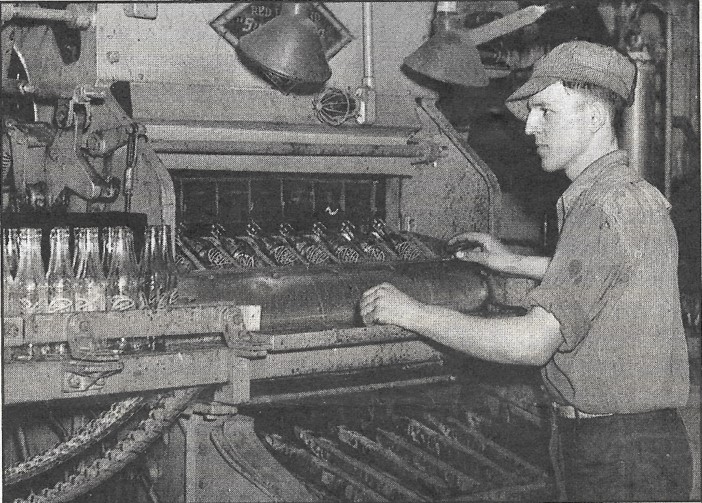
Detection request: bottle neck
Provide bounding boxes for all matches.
[47,227,73,279]
[108,228,139,276]
[75,228,105,280]
[16,228,45,279]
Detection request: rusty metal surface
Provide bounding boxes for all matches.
[3,303,246,347]
[150,139,439,161]
[250,340,442,380]
[3,348,233,404]
[268,325,416,352]
[178,260,489,333]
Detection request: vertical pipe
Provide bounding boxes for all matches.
[664,11,673,200]
[362,2,374,90]
[688,2,699,133]
[357,2,377,124]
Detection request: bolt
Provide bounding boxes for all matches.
[106,51,120,63]
[67,374,82,388]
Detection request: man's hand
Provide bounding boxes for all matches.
[360,283,423,329]
[447,232,513,269]
[447,232,550,280]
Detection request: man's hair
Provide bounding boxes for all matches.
[561,80,627,129]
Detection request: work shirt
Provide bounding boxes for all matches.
[528,150,689,414]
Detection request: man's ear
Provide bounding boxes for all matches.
[587,101,608,132]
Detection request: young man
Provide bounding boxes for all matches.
[360,41,692,501]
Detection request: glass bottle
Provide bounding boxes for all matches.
[3,228,20,316]
[106,226,141,311]
[140,225,170,309]
[4,227,19,277]
[312,222,359,263]
[177,223,235,269]
[246,220,298,266]
[340,220,386,262]
[74,227,107,312]
[46,227,74,313]
[174,229,204,272]
[159,225,179,305]
[371,218,422,261]
[13,228,48,314]
[101,227,114,276]
[210,224,256,268]
[278,223,329,265]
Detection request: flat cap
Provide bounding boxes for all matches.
[505,41,636,121]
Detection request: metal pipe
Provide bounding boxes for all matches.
[150,139,434,159]
[245,375,455,405]
[357,2,377,124]
[1,5,93,30]
[362,3,374,88]
[664,11,674,200]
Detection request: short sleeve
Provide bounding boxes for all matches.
[527,203,631,351]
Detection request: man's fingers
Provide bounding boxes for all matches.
[455,249,489,264]
[447,231,491,247]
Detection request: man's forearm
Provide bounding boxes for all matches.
[402,304,562,366]
[497,255,550,280]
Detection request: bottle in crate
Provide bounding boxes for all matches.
[74,227,107,311]
[13,228,48,314]
[106,226,141,311]
[46,227,74,313]
[140,225,170,309]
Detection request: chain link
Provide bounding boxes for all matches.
[13,386,205,503]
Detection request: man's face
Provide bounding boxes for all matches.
[524,82,592,176]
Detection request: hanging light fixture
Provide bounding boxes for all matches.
[404,2,488,87]
[404,2,555,87]
[237,3,332,94]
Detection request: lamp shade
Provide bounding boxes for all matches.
[403,29,489,87]
[238,13,331,87]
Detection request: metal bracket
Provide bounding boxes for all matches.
[62,312,123,392]
[62,358,124,393]
[221,305,271,359]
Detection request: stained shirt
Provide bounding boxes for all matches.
[528,150,689,414]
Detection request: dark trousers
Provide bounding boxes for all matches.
[552,408,692,502]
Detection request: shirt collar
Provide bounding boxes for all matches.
[559,150,635,217]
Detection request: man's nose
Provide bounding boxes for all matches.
[524,111,540,135]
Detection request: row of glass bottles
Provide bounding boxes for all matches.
[3,225,178,317]
[173,218,432,271]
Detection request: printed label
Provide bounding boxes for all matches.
[75,294,107,312]
[111,294,136,311]
[206,248,233,267]
[20,297,45,315]
[47,297,73,313]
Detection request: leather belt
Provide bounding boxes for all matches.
[552,402,614,419]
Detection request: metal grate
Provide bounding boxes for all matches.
[246,380,552,502]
